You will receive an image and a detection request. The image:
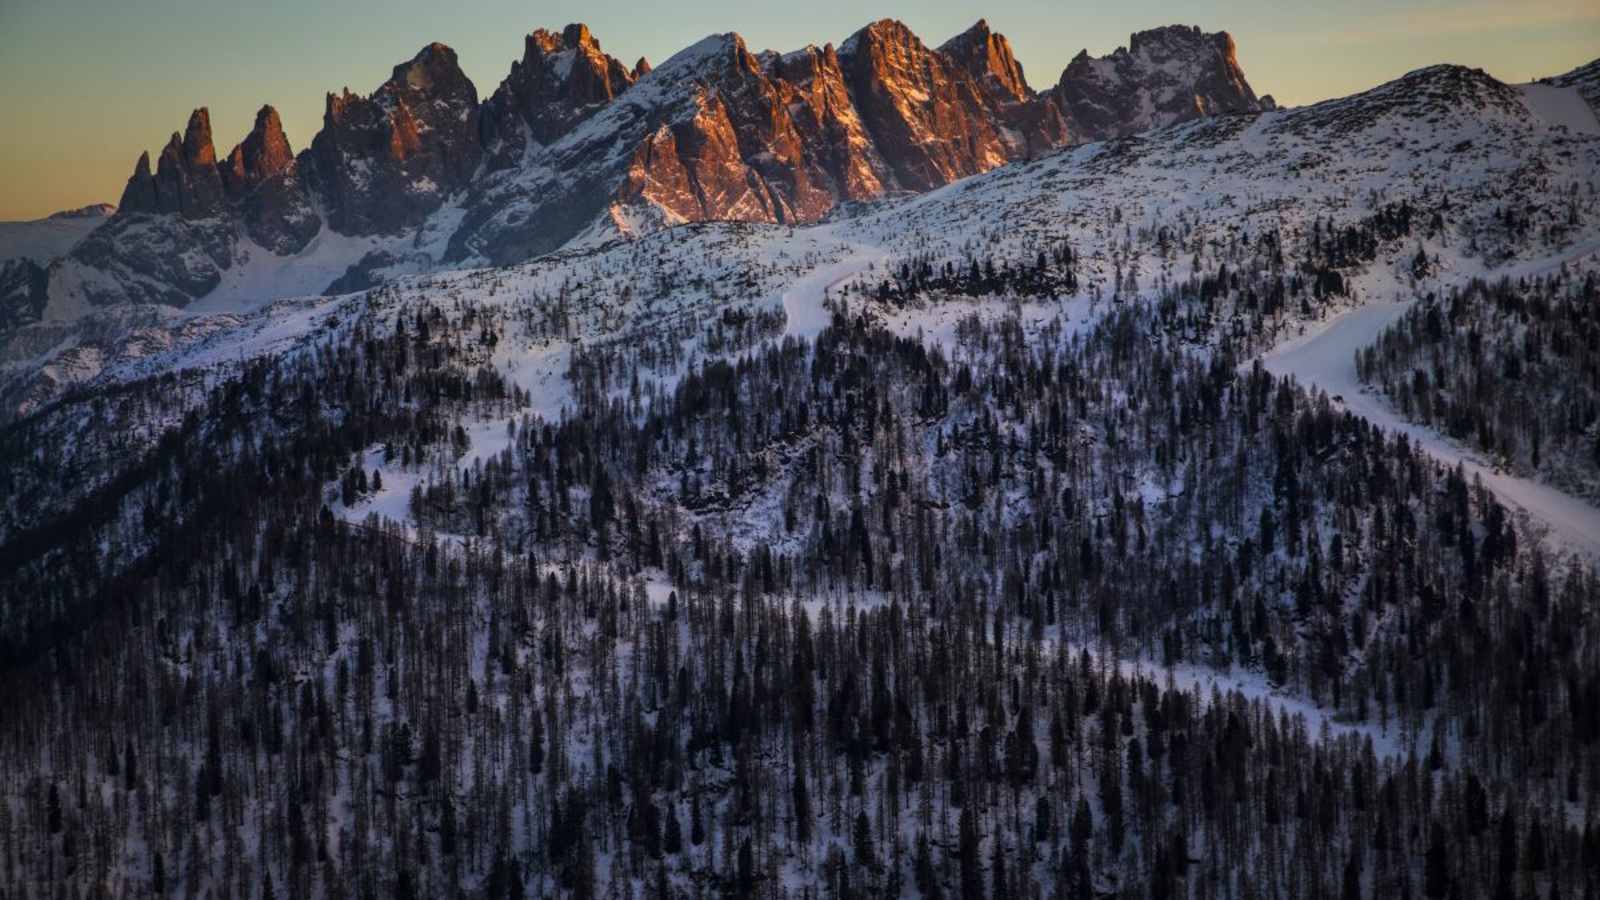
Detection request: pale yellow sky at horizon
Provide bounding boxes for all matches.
[1,0,1595,221]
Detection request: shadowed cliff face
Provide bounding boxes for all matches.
[304,42,482,235]
[480,23,637,159]
[80,19,1271,310]
[1052,25,1267,141]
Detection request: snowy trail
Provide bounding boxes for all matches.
[1115,652,1406,758]
[1041,631,1410,758]
[780,234,889,340]
[1262,299,1600,559]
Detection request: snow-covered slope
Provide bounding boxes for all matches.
[0,205,112,265]
[0,205,115,332]
[1519,82,1600,135]
[1262,296,1600,557]
[1544,57,1600,115]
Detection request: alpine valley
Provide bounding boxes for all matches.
[2,15,1600,900]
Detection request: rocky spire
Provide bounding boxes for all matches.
[117,151,159,214]
[119,108,226,219]
[182,107,218,169]
[562,23,595,50]
[222,105,295,198]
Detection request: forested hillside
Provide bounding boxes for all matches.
[3,263,1599,898]
[1358,269,1600,502]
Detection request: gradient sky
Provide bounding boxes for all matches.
[1,0,1596,221]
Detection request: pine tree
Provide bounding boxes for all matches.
[854,810,876,871]
[793,766,812,845]
[959,806,984,900]
[529,712,545,776]
[440,794,457,856]
[1070,796,1092,861]
[737,838,755,897]
[1424,822,1451,899]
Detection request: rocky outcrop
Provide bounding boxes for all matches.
[0,259,49,332]
[766,43,896,202]
[96,104,317,311]
[69,213,235,308]
[304,42,481,235]
[1052,25,1265,140]
[620,34,843,225]
[219,105,321,254]
[481,24,636,159]
[837,19,1053,191]
[456,18,1081,265]
[938,19,1070,157]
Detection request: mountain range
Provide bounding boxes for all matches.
[2,20,1269,326]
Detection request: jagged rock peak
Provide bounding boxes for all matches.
[562,23,596,50]
[1128,24,1219,53]
[658,32,752,72]
[183,107,218,169]
[117,151,158,214]
[633,57,652,79]
[309,42,482,234]
[1053,24,1265,141]
[387,41,478,103]
[831,17,1063,192]
[838,18,921,57]
[222,105,294,196]
[113,107,227,218]
[482,23,634,151]
[526,24,600,54]
[939,18,1032,102]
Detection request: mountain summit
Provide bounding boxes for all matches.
[1053,25,1269,140]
